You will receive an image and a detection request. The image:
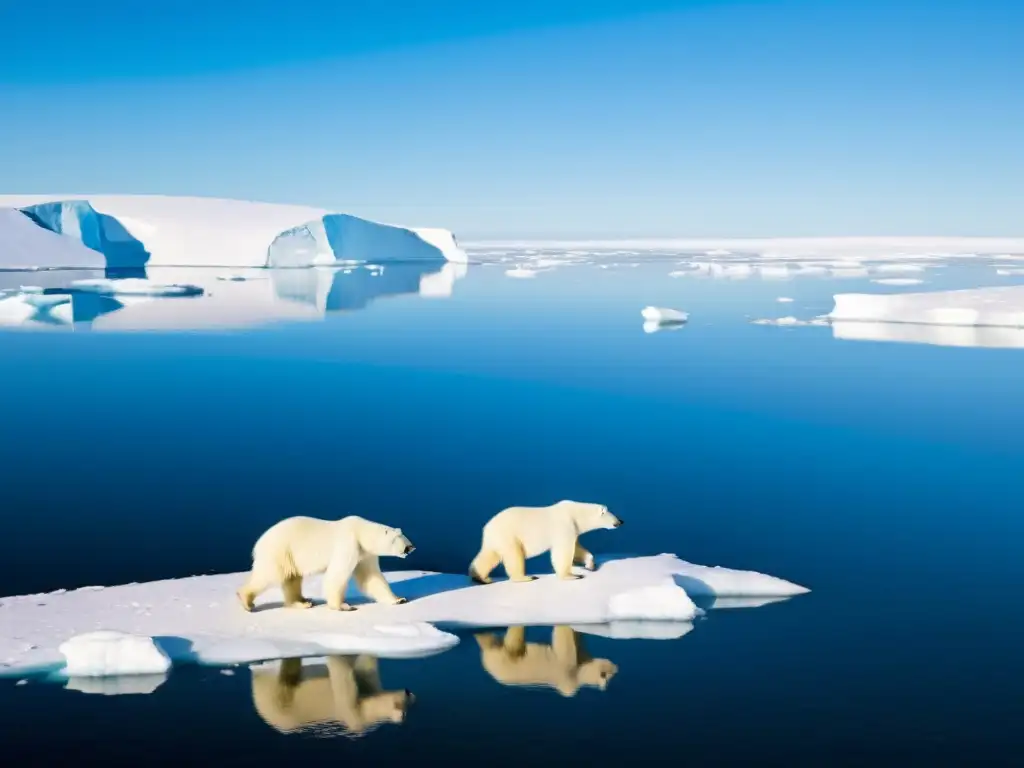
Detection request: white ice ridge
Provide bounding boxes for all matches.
[0,195,466,269]
[0,555,808,676]
[829,286,1024,328]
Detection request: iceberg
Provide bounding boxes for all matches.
[0,208,105,270]
[641,306,688,324]
[829,286,1024,328]
[0,554,808,677]
[0,195,466,269]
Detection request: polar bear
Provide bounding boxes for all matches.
[468,499,622,584]
[474,625,618,697]
[237,515,415,612]
[251,655,414,737]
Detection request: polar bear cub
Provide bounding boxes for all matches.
[237,515,415,612]
[469,500,622,584]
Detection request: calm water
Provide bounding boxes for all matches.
[1,257,1023,765]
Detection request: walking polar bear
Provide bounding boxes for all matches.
[469,500,623,584]
[251,655,414,737]
[237,515,415,612]
[474,625,618,697]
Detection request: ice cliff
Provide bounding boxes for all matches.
[0,195,465,270]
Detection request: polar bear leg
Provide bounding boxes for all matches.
[551,536,583,580]
[500,540,535,583]
[502,625,527,658]
[323,542,359,611]
[573,543,596,571]
[237,564,278,612]
[469,548,501,585]
[354,557,406,606]
[281,575,313,609]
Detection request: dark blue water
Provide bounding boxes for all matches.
[1,260,1022,765]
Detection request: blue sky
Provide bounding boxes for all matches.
[1,0,1021,239]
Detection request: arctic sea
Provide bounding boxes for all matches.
[1,255,1023,765]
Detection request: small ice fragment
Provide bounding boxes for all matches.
[751,316,829,327]
[641,306,688,324]
[505,267,538,278]
[776,297,794,303]
[871,278,924,286]
[58,631,172,677]
[219,669,235,676]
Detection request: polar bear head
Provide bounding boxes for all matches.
[559,500,622,532]
[578,658,618,691]
[366,524,416,558]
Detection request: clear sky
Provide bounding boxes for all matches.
[1,0,1021,239]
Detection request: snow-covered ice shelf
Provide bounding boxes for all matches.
[0,554,808,677]
[0,195,465,269]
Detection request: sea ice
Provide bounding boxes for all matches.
[829,286,1024,327]
[0,555,808,677]
[751,316,828,327]
[0,195,465,269]
[58,631,172,678]
[68,278,204,297]
[871,278,924,286]
[641,306,688,324]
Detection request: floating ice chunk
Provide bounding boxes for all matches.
[776,297,794,303]
[68,278,203,297]
[58,631,171,678]
[871,278,924,286]
[875,263,926,273]
[505,266,539,278]
[64,673,168,696]
[0,292,74,328]
[642,320,686,334]
[996,268,1024,276]
[0,554,807,676]
[829,286,1024,327]
[641,306,688,324]
[751,316,828,327]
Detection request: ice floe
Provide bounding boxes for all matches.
[58,631,172,678]
[751,316,829,327]
[829,286,1024,328]
[0,554,808,678]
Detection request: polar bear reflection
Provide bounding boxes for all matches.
[474,625,618,697]
[250,655,414,738]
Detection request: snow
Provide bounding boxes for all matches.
[0,209,106,269]
[58,631,171,678]
[641,306,688,324]
[0,554,808,677]
[829,286,1024,327]
[0,195,465,269]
